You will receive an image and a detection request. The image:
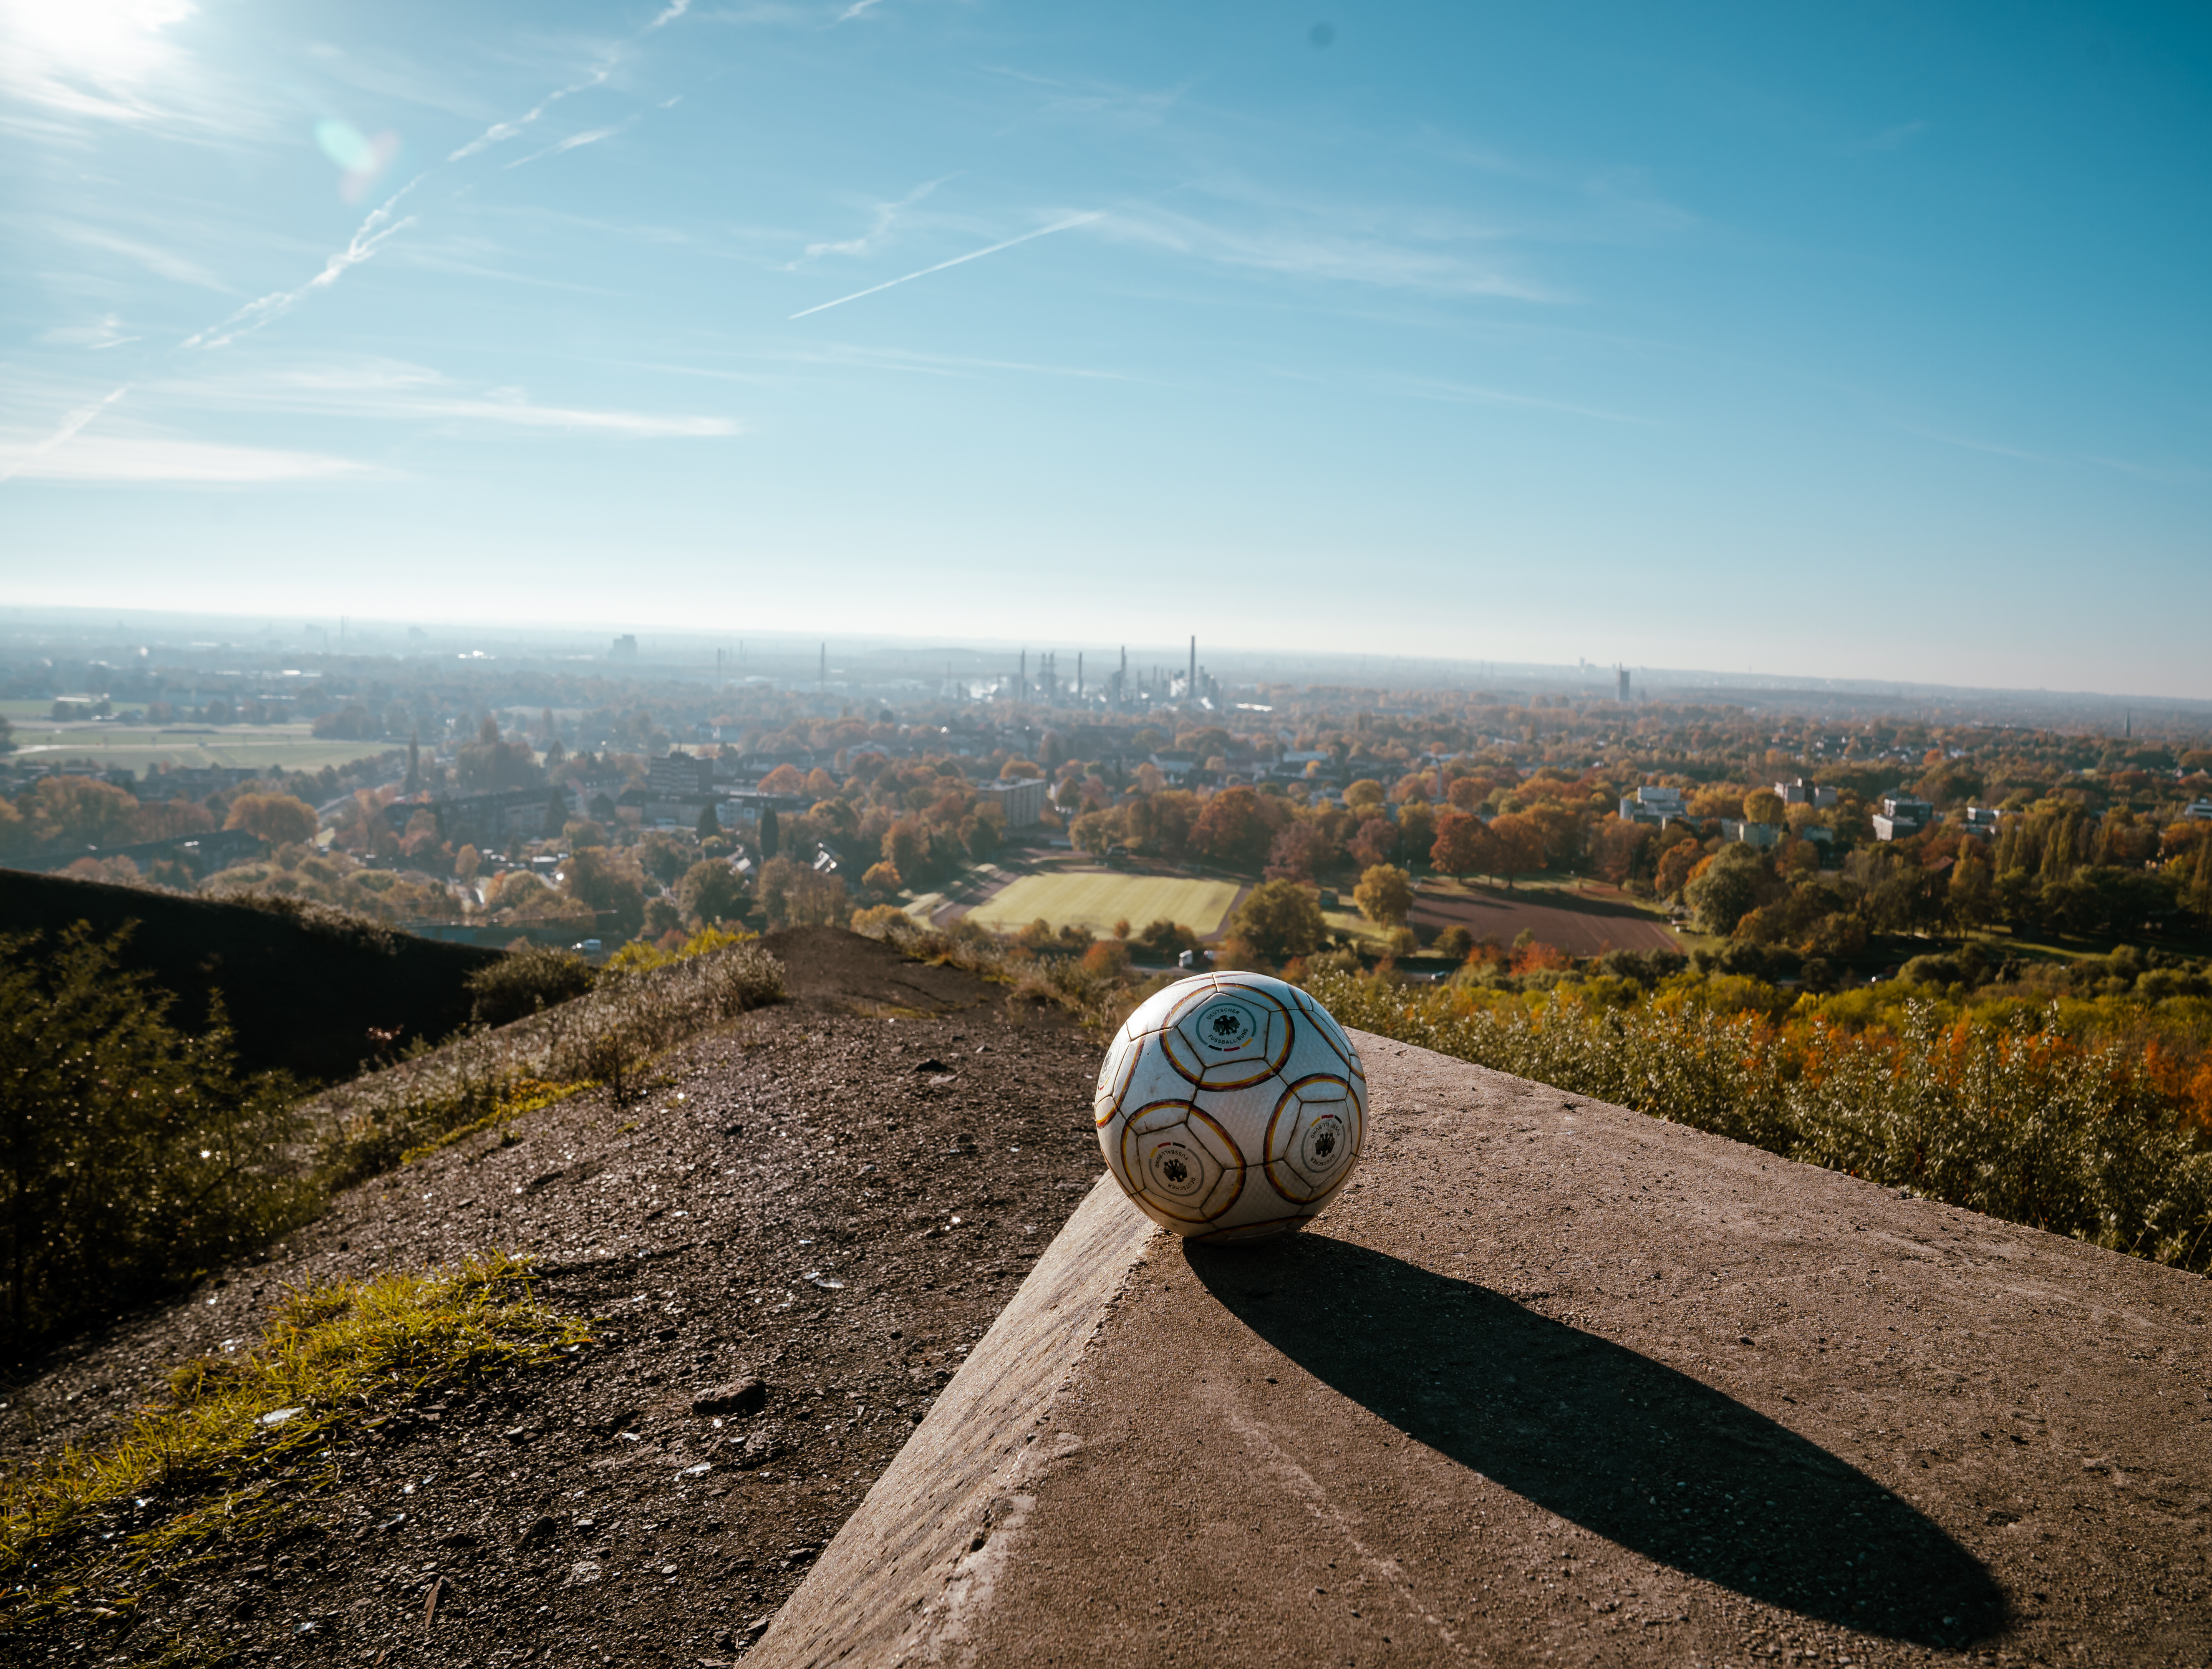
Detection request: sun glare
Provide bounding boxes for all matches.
[1,0,196,91]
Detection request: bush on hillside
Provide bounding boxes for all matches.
[0,928,313,1351]
[311,938,787,1185]
[1309,970,2212,1273]
[466,944,597,1027]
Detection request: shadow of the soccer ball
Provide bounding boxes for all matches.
[1185,1235,2007,1649]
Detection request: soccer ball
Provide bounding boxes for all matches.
[1093,971,1366,1243]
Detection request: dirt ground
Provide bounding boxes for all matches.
[0,927,1113,1667]
[1412,879,1683,957]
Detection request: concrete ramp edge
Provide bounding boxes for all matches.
[749,1175,1158,1669]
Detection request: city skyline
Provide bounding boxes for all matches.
[3,1,2207,697]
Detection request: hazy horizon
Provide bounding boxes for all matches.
[4,2,2207,697]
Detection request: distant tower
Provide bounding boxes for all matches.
[1617,666,1630,703]
[1076,651,1083,700]
[1020,648,1027,703]
[818,643,827,688]
[1188,635,1196,699]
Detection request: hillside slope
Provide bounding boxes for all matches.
[0,868,499,1081]
[1,928,1112,1666]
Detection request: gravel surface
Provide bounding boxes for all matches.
[2,927,1112,1666]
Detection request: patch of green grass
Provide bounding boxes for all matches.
[0,1254,591,1648]
[396,1075,590,1164]
[963,872,1242,938]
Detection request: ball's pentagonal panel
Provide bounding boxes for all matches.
[1095,972,1365,1241]
[1263,1074,1364,1203]
[1108,1043,1211,1130]
[1286,983,1362,1074]
[1117,1101,1243,1227]
[1093,1029,1143,1127]
[1159,978,1295,1089]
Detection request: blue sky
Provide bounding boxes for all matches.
[2,0,2207,696]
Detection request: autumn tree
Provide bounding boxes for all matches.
[1486,812,1546,890]
[1189,787,1285,871]
[1429,810,1496,880]
[678,858,747,925]
[1229,879,1327,963]
[1353,863,1415,929]
[1349,817,1395,872]
[224,792,319,847]
[1655,839,1705,899]
[1684,845,1769,936]
[1743,789,1787,827]
[23,775,137,850]
[562,846,647,936]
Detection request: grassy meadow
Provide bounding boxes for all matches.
[961,871,1243,938]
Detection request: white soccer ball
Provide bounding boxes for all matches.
[1093,971,1366,1243]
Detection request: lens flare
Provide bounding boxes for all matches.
[314,118,400,202]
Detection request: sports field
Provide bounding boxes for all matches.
[961,872,1243,938]
[0,720,399,777]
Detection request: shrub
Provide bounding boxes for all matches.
[851,903,908,935]
[1307,970,2212,1273]
[1129,919,1203,961]
[310,938,785,1183]
[0,929,313,1350]
[465,944,597,1027]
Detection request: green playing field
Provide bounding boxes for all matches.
[960,872,1243,938]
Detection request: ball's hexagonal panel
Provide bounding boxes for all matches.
[1263,1074,1364,1203]
[1159,978,1295,1089]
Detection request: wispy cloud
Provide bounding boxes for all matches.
[1100,202,1557,302]
[1840,120,1927,156]
[182,180,422,350]
[836,0,888,23]
[505,117,642,171]
[161,358,741,439]
[646,0,695,29]
[448,62,616,162]
[0,430,372,484]
[0,386,129,483]
[1899,425,2061,466]
[789,212,1102,319]
[769,343,1130,381]
[56,222,226,290]
[1370,373,1655,426]
[37,315,143,350]
[788,176,953,267]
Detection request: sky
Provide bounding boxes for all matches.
[1,0,2207,697]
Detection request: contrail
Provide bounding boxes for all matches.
[788,212,1101,320]
[0,386,127,484]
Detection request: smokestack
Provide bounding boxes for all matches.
[1188,635,1196,698]
[1077,651,1083,699]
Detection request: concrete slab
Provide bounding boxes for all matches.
[753,1031,2212,1668]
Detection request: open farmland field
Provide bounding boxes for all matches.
[959,870,1243,938]
[1412,880,1683,956]
[3,721,399,776]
